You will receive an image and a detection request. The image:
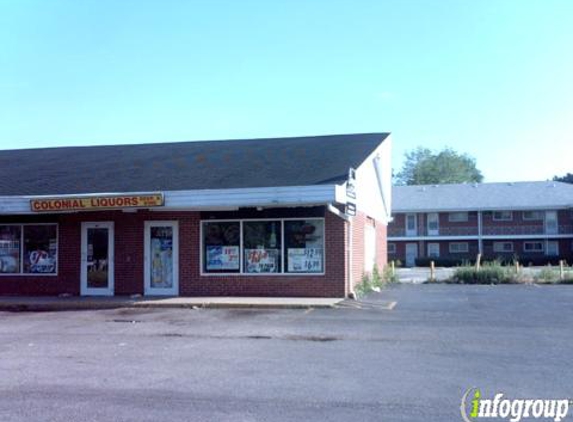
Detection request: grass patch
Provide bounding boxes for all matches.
[449,261,514,284]
[444,261,573,285]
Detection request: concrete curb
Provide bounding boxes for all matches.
[0,297,344,312]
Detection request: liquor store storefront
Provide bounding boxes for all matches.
[0,192,352,298]
[0,133,392,298]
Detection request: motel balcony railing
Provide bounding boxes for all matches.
[482,225,573,236]
[388,224,573,238]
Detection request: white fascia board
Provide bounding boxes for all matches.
[0,185,338,215]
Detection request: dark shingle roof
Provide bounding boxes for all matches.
[0,133,389,196]
[393,181,573,212]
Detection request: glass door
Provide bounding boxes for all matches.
[144,221,179,296]
[81,222,114,296]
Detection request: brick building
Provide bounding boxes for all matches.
[388,182,573,266]
[0,133,392,297]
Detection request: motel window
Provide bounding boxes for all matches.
[201,218,324,275]
[493,242,514,253]
[523,211,544,221]
[448,212,468,222]
[0,224,58,275]
[388,243,396,254]
[523,242,544,253]
[243,221,282,273]
[202,221,241,273]
[492,211,513,221]
[449,242,469,254]
[427,243,440,258]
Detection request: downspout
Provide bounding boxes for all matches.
[327,204,354,299]
[478,210,483,255]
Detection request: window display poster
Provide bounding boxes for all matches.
[27,248,57,273]
[245,249,279,273]
[206,245,240,270]
[287,248,323,273]
[0,240,19,273]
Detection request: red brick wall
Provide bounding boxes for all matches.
[0,208,350,297]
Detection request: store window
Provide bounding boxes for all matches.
[243,221,281,273]
[202,221,241,273]
[0,225,21,274]
[284,219,324,273]
[201,218,325,275]
[0,224,57,275]
[23,225,57,274]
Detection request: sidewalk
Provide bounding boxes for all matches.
[0,296,344,312]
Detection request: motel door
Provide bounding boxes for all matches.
[144,221,179,296]
[405,243,418,267]
[80,222,115,296]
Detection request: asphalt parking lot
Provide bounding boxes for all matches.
[0,284,572,422]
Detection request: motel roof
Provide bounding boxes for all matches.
[392,181,573,213]
[0,133,390,196]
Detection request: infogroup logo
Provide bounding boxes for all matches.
[461,388,571,422]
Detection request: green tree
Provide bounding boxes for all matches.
[395,146,484,185]
[553,173,573,184]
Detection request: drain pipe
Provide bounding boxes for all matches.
[327,204,355,299]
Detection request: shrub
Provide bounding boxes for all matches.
[451,261,513,284]
[534,267,559,284]
[353,264,398,297]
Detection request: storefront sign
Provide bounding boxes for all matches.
[30,193,164,212]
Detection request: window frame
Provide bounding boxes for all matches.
[448,212,468,223]
[449,242,469,254]
[523,241,544,253]
[0,223,59,276]
[522,211,544,221]
[388,243,396,254]
[493,241,514,253]
[492,211,513,221]
[427,243,440,258]
[200,217,326,276]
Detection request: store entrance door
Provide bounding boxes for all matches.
[81,222,114,296]
[144,221,179,296]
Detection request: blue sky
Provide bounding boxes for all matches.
[0,0,571,182]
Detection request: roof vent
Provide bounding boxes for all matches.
[507,182,514,186]
[472,183,478,188]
